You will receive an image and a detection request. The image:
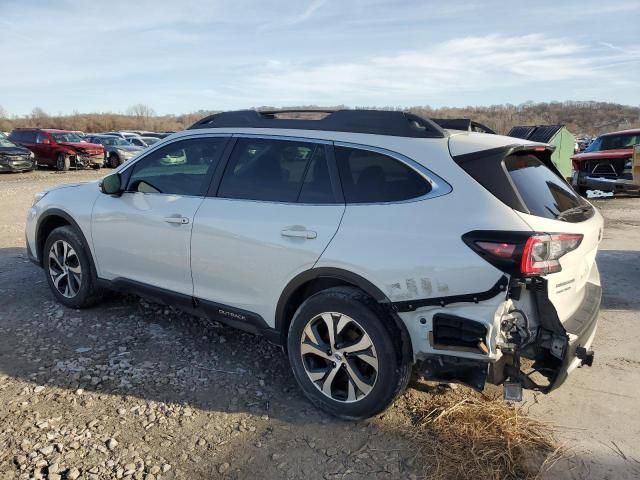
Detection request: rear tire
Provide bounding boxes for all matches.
[287,286,411,419]
[109,154,120,168]
[56,153,70,171]
[43,226,103,309]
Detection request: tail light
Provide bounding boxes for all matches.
[520,234,582,275]
[462,231,583,277]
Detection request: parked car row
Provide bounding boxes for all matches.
[1,128,174,172]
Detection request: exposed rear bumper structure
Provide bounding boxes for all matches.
[550,282,600,391]
[412,280,601,400]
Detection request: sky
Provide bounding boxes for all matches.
[0,0,639,116]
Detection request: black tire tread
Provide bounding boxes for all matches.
[288,286,412,420]
[43,226,104,309]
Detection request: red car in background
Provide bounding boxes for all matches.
[571,128,640,194]
[8,128,104,171]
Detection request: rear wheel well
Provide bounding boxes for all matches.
[36,215,71,265]
[279,277,413,363]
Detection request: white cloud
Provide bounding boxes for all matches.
[1,1,639,113]
[235,34,640,106]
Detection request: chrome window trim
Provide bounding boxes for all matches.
[230,133,332,145]
[114,131,451,205]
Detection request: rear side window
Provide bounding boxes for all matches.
[218,138,330,203]
[334,146,430,203]
[12,131,36,143]
[505,155,584,219]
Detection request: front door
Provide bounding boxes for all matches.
[92,135,228,296]
[191,137,345,326]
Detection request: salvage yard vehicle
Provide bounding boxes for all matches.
[0,135,35,172]
[572,128,640,194]
[26,110,602,419]
[9,128,104,171]
[84,134,143,168]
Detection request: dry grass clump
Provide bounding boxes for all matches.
[396,387,562,480]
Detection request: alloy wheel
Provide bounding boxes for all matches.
[48,240,82,298]
[300,312,378,403]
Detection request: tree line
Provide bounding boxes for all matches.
[1,101,638,136]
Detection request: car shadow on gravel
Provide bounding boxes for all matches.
[597,250,640,311]
[0,246,425,479]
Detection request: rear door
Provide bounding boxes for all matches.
[34,131,55,165]
[191,136,345,326]
[504,154,604,321]
[15,131,43,163]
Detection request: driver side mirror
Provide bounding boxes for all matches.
[41,138,51,145]
[100,173,122,195]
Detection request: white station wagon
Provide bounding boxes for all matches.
[26,110,602,419]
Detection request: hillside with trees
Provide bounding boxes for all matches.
[1,101,638,137]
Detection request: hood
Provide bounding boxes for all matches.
[43,180,98,194]
[572,148,633,162]
[0,146,32,156]
[59,142,104,153]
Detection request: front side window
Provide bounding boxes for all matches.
[334,146,431,203]
[127,137,226,196]
[25,131,38,143]
[51,132,83,143]
[218,138,332,203]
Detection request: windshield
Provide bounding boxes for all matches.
[0,138,18,148]
[585,133,640,152]
[52,132,83,143]
[142,137,159,145]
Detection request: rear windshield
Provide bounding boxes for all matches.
[505,154,589,221]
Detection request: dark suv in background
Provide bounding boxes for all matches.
[9,128,104,171]
[0,135,34,172]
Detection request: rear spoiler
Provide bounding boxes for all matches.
[452,144,561,213]
[432,118,496,134]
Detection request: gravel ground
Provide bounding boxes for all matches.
[0,169,428,480]
[0,169,638,480]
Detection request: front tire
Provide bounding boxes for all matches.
[56,153,70,171]
[109,154,121,168]
[43,226,103,308]
[287,286,411,419]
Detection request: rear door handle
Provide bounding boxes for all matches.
[281,229,317,239]
[164,216,190,225]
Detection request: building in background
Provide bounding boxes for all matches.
[507,125,575,180]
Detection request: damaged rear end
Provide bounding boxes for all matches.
[417,136,603,401]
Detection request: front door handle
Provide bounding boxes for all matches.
[281,228,317,239]
[164,216,190,225]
